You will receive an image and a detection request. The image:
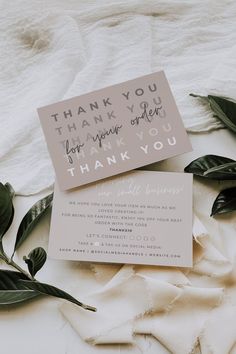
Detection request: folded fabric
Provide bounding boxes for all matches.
[61,215,236,353]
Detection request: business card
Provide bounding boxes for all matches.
[38,71,192,191]
[48,171,193,267]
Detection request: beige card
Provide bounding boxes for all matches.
[49,171,193,267]
[38,71,192,191]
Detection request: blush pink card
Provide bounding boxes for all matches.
[38,71,192,191]
[48,170,193,267]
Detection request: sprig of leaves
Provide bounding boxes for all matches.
[0,183,96,312]
[186,93,236,217]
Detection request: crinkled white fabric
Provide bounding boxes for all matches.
[1,0,236,194]
[61,207,236,353]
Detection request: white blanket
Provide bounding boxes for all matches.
[1,0,236,194]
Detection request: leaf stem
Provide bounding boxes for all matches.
[81,303,97,312]
[8,259,34,280]
[1,250,34,280]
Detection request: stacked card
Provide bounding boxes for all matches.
[38,71,193,267]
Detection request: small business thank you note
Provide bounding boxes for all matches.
[49,170,193,267]
[38,71,192,191]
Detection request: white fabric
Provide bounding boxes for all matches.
[60,215,227,353]
[1,0,236,194]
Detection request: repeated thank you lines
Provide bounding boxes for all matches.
[50,82,176,177]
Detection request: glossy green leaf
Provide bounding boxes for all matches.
[24,247,47,277]
[0,270,96,310]
[211,187,236,216]
[4,183,15,199]
[13,193,53,254]
[209,95,236,133]
[190,93,236,133]
[184,155,236,180]
[20,280,97,312]
[0,270,40,305]
[0,290,39,305]
[0,183,14,242]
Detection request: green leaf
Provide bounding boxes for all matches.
[0,270,96,310]
[208,95,236,133]
[184,155,236,180]
[0,290,39,305]
[0,182,15,242]
[20,280,97,312]
[4,182,15,199]
[211,187,236,216]
[190,93,236,133]
[0,270,40,305]
[13,193,53,254]
[24,247,47,277]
